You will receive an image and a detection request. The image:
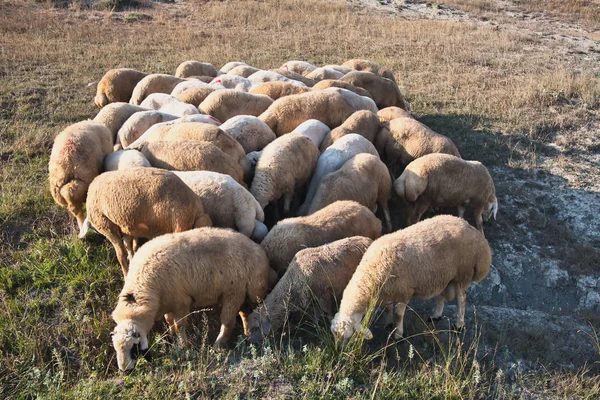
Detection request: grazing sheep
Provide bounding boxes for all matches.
[227,65,261,78]
[375,117,460,169]
[247,70,307,87]
[139,93,200,117]
[308,154,392,232]
[331,215,491,340]
[94,68,147,108]
[394,153,498,234]
[270,68,316,87]
[290,119,330,148]
[199,90,274,123]
[117,110,179,148]
[323,87,378,114]
[175,86,218,107]
[279,60,318,76]
[174,60,218,78]
[377,106,412,122]
[299,134,379,215]
[86,168,212,275]
[321,65,354,75]
[319,110,380,151]
[261,201,382,274]
[248,236,373,342]
[48,121,113,231]
[342,59,396,83]
[259,90,356,136]
[209,75,255,92]
[170,80,221,98]
[129,74,187,105]
[111,227,272,371]
[93,103,149,145]
[306,68,345,82]
[219,115,276,153]
[312,79,373,99]
[173,171,268,241]
[341,71,408,110]
[249,81,312,100]
[219,61,249,74]
[250,133,319,210]
[138,140,245,184]
[104,149,151,171]
[185,75,215,83]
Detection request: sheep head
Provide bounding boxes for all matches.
[111,319,149,372]
[330,312,373,341]
[247,311,271,344]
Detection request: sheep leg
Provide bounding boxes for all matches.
[215,295,244,348]
[380,201,392,232]
[102,225,129,276]
[238,311,249,336]
[383,304,395,329]
[393,302,407,340]
[474,206,485,235]
[165,311,188,345]
[132,238,140,252]
[283,192,293,215]
[454,289,467,331]
[429,297,445,322]
[457,205,466,219]
[123,235,135,261]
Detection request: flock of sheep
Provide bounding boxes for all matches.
[48,58,498,371]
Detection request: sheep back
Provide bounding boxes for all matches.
[94,103,149,144]
[199,90,274,123]
[342,59,397,83]
[313,79,373,99]
[249,81,312,100]
[219,115,276,153]
[130,74,187,105]
[320,110,380,151]
[175,61,218,78]
[95,68,147,108]
[341,71,407,109]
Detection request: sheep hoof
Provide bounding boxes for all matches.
[428,316,442,323]
[392,331,403,340]
[452,324,465,332]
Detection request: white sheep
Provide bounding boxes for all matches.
[323,87,378,114]
[198,90,274,123]
[129,74,187,105]
[289,119,330,148]
[299,134,379,215]
[139,93,200,117]
[279,60,318,76]
[306,68,345,81]
[210,75,256,92]
[174,60,218,78]
[247,70,307,87]
[219,115,276,153]
[393,153,498,234]
[128,114,221,148]
[111,227,273,371]
[331,215,491,340]
[321,64,354,75]
[104,149,151,171]
[219,61,250,74]
[117,110,179,148]
[170,79,223,98]
[173,171,268,241]
[94,68,147,108]
[93,102,149,146]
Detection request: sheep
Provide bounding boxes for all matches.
[85,168,212,275]
[219,115,276,153]
[173,171,268,241]
[261,200,382,274]
[174,60,218,78]
[279,60,318,76]
[377,106,412,122]
[331,215,491,341]
[198,90,274,123]
[185,75,215,83]
[321,65,354,75]
[139,93,200,117]
[258,90,356,136]
[249,81,312,100]
[394,153,498,234]
[342,59,396,83]
[227,65,261,78]
[111,227,272,371]
[137,140,245,184]
[299,134,379,215]
[306,68,345,82]
[247,70,307,87]
[48,121,113,231]
[290,119,330,148]
[341,71,408,110]
[170,80,222,98]
[175,86,218,107]
[308,154,392,232]
[129,74,187,105]
[250,133,319,210]
[128,122,249,176]
[209,75,255,92]
[248,236,373,342]
[117,110,179,148]
[94,68,147,108]
[312,79,373,99]
[219,61,249,74]
[270,68,316,87]
[323,87,378,114]
[104,149,151,171]
[133,113,221,143]
[375,117,461,169]
[319,110,380,151]
[93,103,149,145]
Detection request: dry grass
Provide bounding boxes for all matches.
[1,0,599,397]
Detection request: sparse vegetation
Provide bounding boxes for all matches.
[1,0,599,397]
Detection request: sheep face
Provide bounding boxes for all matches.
[330,312,373,341]
[483,196,498,222]
[247,312,271,344]
[112,319,148,371]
